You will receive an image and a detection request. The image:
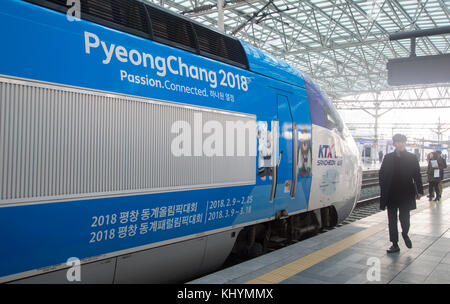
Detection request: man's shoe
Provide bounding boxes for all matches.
[402,233,412,249]
[387,244,400,253]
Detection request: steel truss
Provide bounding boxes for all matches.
[146,0,449,102]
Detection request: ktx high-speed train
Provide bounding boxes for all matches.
[0,0,362,283]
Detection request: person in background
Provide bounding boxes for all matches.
[379,134,423,253]
[427,152,440,201]
[379,150,384,163]
[426,152,433,200]
[435,150,447,201]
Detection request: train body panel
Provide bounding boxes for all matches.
[303,73,362,221]
[0,0,361,283]
[308,125,361,220]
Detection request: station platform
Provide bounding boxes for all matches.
[188,188,450,284]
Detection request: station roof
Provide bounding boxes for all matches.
[144,0,450,101]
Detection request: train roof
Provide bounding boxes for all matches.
[240,41,306,89]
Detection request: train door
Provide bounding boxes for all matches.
[272,94,294,216]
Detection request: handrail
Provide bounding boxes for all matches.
[269,121,279,202]
[291,123,298,198]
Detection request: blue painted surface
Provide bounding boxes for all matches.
[241,41,305,89]
[0,0,313,278]
[0,185,261,277]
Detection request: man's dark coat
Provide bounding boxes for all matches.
[379,151,424,210]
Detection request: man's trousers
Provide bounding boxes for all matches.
[387,205,410,244]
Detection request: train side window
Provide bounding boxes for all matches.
[324,106,337,130]
[324,105,344,133]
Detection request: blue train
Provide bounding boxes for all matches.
[0,0,362,283]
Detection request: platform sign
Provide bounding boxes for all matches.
[387,54,450,86]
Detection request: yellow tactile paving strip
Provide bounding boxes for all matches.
[245,201,432,284]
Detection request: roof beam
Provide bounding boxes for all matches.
[182,0,261,17]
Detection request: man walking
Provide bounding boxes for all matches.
[379,134,423,253]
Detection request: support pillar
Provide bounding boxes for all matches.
[218,0,224,32]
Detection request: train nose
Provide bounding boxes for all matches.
[334,131,363,223]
